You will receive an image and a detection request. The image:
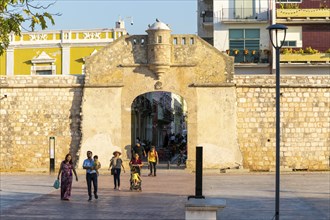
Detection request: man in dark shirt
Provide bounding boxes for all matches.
[133,143,146,159]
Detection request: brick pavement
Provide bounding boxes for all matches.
[1,169,329,220]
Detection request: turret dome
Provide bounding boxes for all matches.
[147,19,171,31]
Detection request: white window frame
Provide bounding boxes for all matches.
[278,26,302,48]
[30,51,56,75]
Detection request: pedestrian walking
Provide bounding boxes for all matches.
[109,150,125,191]
[147,146,159,176]
[130,153,143,176]
[57,153,78,201]
[82,151,98,201]
[132,143,146,160]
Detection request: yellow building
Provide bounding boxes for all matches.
[0,21,127,76]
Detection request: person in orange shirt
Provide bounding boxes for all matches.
[147,146,159,177]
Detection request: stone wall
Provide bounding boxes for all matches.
[235,75,330,171]
[0,76,84,171]
[1,74,329,171]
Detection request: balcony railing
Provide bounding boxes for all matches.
[277,9,330,19]
[201,10,214,24]
[216,8,269,22]
[226,49,270,64]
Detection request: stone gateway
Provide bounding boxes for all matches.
[78,20,241,169]
[0,21,329,172]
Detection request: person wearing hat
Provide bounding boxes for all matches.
[108,150,125,190]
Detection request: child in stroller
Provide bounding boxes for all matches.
[130,165,142,191]
[129,153,143,191]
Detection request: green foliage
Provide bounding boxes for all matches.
[319,1,328,9]
[293,48,304,54]
[281,48,293,54]
[304,46,318,54]
[0,0,57,55]
[279,3,300,9]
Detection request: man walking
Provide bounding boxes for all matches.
[83,151,98,201]
[133,143,146,160]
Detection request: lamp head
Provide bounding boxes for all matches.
[267,24,288,49]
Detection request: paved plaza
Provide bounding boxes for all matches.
[0,168,329,220]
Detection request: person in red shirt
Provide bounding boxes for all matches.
[130,153,143,175]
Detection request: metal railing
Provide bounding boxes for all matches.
[200,10,214,23]
[216,8,269,21]
[226,49,271,64]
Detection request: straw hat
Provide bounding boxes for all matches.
[113,150,122,156]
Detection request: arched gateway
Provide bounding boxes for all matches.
[78,21,242,170]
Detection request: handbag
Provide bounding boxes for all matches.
[53,179,60,189]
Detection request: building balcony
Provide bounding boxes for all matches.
[200,10,214,27]
[217,8,269,23]
[280,53,330,64]
[276,9,330,23]
[10,28,126,46]
[226,49,270,64]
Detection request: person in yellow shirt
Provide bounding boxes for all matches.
[131,172,141,186]
[93,155,101,176]
[147,146,159,176]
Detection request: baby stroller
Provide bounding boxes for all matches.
[130,165,142,191]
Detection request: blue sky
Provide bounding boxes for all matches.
[44,0,197,34]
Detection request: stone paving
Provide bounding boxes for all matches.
[0,169,329,220]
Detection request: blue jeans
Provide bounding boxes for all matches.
[86,173,98,197]
[113,168,121,188]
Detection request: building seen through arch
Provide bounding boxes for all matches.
[132,91,187,162]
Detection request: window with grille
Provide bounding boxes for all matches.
[36,70,52,75]
[281,41,297,47]
[229,29,260,63]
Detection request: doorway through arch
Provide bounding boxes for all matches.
[131,91,188,167]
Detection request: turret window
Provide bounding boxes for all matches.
[190,37,195,45]
[158,36,162,43]
[182,37,186,45]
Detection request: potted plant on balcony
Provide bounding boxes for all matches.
[251,50,257,55]
[243,49,249,55]
[263,49,270,55]
[233,49,239,55]
[304,46,318,54]
[281,48,293,54]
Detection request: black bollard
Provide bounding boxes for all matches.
[188,146,205,199]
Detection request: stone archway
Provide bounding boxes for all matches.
[130,91,188,158]
[78,21,242,170]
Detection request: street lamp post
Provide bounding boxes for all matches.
[267,24,287,220]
